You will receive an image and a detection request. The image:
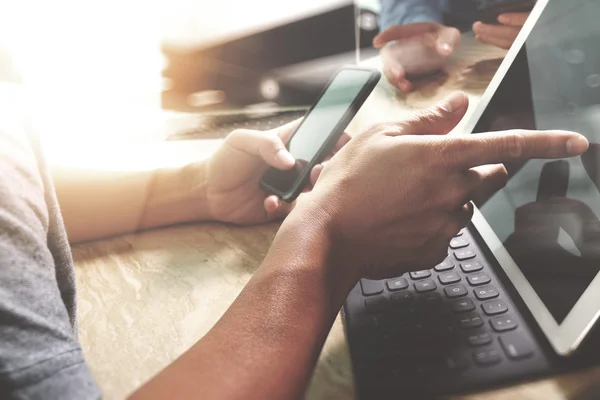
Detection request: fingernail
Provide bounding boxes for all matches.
[275,149,295,166]
[440,92,465,113]
[373,36,383,48]
[440,42,452,55]
[391,67,401,79]
[566,135,589,156]
[498,14,509,24]
[272,198,281,210]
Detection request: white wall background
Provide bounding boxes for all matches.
[0,0,382,142]
[162,0,353,49]
[161,0,381,49]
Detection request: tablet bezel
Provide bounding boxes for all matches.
[462,0,600,356]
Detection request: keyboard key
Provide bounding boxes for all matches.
[365,296,390,313]
[460,261,484,273]
[438,271,461,285]
[467,273,491,287]
[473,349,502,366]
[434,258,455,272]
[490,315,518,332]
[386,277,409,291]
[410,270,432,280]
[449,237,469,249]
[414,279,437,293]
[360,279,384,296]
[454,249,476,261]
[481,300,508,316]
[499,332,534,359]
[390,291,414,305]
[459,313,484,329]
[444,284,468,298]
[452,298,475,313]
[446,354,469,371]
[467,332,493,346]
[474,285,499,300]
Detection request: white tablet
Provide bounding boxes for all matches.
[463,0,600,356]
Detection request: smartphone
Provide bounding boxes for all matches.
[476,0,535,24]
[259,66,380,202]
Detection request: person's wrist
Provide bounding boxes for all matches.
[278,193,360,296]
[182,159,214,222]
[142,160,213,229]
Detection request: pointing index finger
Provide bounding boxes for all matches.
[445,130,589,168]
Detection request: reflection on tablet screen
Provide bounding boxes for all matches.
[473,0,600,324]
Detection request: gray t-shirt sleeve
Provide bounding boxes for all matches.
[0,124,101,399]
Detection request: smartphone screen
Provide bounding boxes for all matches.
[261,68,378,199]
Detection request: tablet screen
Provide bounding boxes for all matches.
[472,0,600,324]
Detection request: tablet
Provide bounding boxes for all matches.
[464,0,600,356]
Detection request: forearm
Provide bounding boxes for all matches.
[130,209,357,399]
[50,142,214,243]
[379,0,443,31]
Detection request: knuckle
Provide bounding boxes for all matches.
[501,131,527,158]
[225,128,254,146]
[226,128,245,142]
[255,130,283,152]
[464,169,484,192]
[223,129,247,150]
[438,137,464,168]
[413,109,444,127]
[413,137,445,168]
[266,134,284,151]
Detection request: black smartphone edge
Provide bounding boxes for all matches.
[259,66,381,203]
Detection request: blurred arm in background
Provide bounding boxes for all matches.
[376,0,529,92]
[49,121,343,243]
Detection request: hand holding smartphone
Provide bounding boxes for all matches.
[260,67,380,202]
[476,0,535,24]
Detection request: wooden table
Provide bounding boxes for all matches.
[73,33,600,399]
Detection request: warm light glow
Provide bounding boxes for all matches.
[1,0,363,172]
[259,78,280,100]
[4,0,164,154]
[46,140,222,172]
